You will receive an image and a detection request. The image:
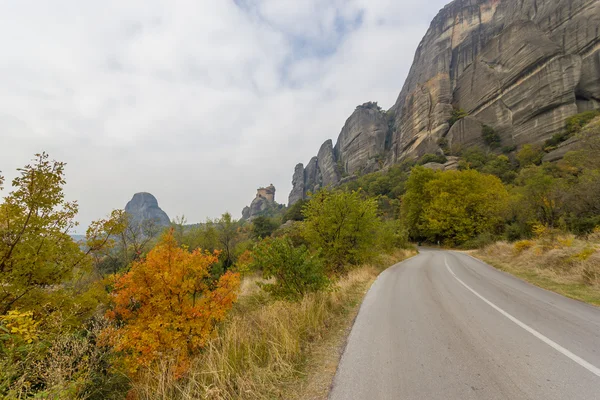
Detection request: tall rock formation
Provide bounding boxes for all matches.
[288,102,389,205]
[389,0,600,159]
[287,0,600,205]
[242,184,281,220]
[124,192,170,227]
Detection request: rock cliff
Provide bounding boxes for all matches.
[288,0,600,205]
[124,192,170,227]
[242,184,282,220]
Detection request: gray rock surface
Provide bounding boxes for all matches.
[287,0,600,202]
[288,163,305,206]
[445,116,485,150]
[124,192,170,227]
[334,103,388,176]
[242,185,279,220]
[390,0,600,159]
[317,139,340,188]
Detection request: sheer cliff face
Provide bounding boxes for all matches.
[287,104,388,206]
[288,0,600,205]
[390,0,600,160]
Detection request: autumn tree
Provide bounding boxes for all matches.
[302,190,380,272]
[0,153,124,315]
[105,230,240,375]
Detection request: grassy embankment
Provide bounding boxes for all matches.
[132,249,416,400]
[473,232,600,306]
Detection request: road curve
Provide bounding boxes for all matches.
[329,249,600,400]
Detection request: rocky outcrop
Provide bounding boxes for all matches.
[288,103,389,205]
[390,0,600,159]
[446,116,485,150]
[287,0,600,203]
[334,102,389,175]
[125,192,170,227]
[242,185,280,220]
[288,164,305,206]
[317,140,340,188]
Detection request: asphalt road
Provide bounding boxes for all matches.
[329,249,600,400]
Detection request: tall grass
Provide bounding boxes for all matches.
[475,233,600,305]
[130,249,415,400]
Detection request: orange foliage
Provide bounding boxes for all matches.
[104,229,240,376]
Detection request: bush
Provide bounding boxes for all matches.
[565,110,600,135]
[376,220,410,253]
[251,216,279,239]
[516,144,544,167]
[461,232,496,249]
[252,237,329,301]
[418,153,447,165]
[482,125,501,148]
[302,190,381,273]
[448,108,468,127]
[104,230,240,376]
[283,199,308,222]
[514,240,534,254]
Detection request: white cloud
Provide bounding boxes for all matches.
[0,0,449,231]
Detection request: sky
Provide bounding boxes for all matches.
[0,0,450,232]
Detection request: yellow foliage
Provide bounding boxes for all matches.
[532,223,549,238]
[513,240,534,254]
[557,236,574,248]
[104,229,240,377]
[574,247,596,261]
[0,309,40,344]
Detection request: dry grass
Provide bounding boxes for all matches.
[475,234,600,306]
[131,249,416,400]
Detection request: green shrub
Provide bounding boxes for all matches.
[565,110,600,135]
[302,190,380,273]
[502,145,517,154]
[252,237,329,301]
[418,153,447,165]
[482,125,501,148]
[448,108,468,127]
[251,216,279,239]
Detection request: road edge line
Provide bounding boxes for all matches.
[444,257,600,378]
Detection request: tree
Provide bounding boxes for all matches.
[302,190,380,272]
[0,153,121,315]
[283,199,307,222]
[104,230,240,375]
[215,212,239,271]
[513,165,566,228]
[252,237,329,300]
[482,125,501,148]
[402,168,509,245]
[400,166,436,241]
[516,144,544,167]
[251,216,278,239]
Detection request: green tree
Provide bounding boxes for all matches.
[516,144,544,167]
[283,199,308,222]
[215,212,240,271]
[402,168,508,245]
[252,237,329,300]
[482,125,501,148]
[251,216,279,239]
[302,190,380,272]
[513,165,566,228]
[400,166,436,242]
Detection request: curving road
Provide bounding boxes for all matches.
[329,249,600,400]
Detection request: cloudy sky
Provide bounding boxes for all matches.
[0,0,449,231]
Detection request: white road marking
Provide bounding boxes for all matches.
[444,257,600,378]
